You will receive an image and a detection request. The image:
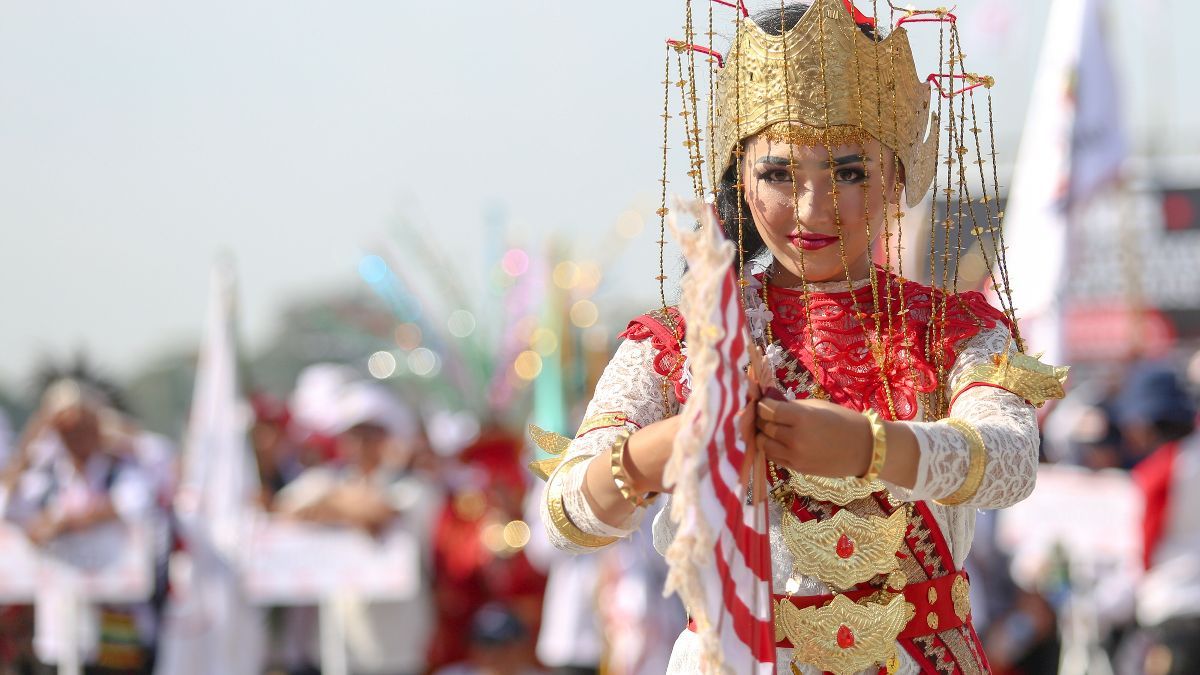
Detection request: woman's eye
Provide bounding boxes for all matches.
[834,167,868,184]
[759,169,792,183]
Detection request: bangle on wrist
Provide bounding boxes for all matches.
[860,409,887,482]
[610,432,658,508]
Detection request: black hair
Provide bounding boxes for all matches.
[715,2,882,262]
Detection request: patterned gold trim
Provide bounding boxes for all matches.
[575,411,635,437]
[861,409,888,482]
[786,474,885,506]
[762,122,874,148]
[951,574,971,622]
[527,424,572,481]
[954,350,1069,408]
[926,612,939,630]
[609,431,657,507]
[934,418,988,506]
[545,455,619,549]
[782,508,907,590]
[776,593,915,674]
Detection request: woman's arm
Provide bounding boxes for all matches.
[897,324,1041,509]
[542,337,677,553]
[754,323,1040,509]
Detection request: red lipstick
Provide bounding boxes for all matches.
[788,231,839,251]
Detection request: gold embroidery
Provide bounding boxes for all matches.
[935,418,988,506]
[786,473,885,506]
[527,424,571,481]
[575,411,634,437]
[762,122,873,149]
[926,612,939,631]
[545,455,618,549]
[954,349,1069,408]
[951,575,972,623]
[776,594,915,674]
[782,508,908,591]
[927,587,938,604]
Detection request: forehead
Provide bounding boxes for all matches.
[744,132,882,159]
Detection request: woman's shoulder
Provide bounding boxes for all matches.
[618,305,686,346]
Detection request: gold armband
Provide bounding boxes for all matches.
[545,455,619,549]
[934,418,987,506]
[860,409,888,483]
[609,432,658,508]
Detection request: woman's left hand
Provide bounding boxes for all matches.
[755,398,872,479]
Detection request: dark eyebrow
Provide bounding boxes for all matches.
[755,153,867,167]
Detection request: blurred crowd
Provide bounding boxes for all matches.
[1,347,1199,675]
[0,362,681,675]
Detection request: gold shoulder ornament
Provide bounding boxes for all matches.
[956,348,1069,408]
[527,424,571,481]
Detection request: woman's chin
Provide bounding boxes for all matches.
[775,259,847,285]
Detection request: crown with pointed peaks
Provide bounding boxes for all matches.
[714,0,939,207]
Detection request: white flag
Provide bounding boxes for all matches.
[1003,0,1126,363]
[156,262,262,675]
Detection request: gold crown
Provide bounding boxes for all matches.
[713,0,939,207]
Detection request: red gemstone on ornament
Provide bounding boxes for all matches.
[837,624,855,649]
[836,534,855,559]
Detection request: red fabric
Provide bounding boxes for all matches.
[843,0,877,28]
[1133,441,1181,570]
[765,268,1010,420]
[621,270,1010,420]
[620,306,691,403]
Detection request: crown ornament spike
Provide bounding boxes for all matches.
[711,0,939,208]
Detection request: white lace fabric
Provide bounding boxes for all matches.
[540,338,674,551]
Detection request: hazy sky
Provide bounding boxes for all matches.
[1,0,1194,387]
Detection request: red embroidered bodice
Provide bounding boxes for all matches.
[621,268,1011,421]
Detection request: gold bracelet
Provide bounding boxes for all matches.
[545,455,619,548]
[860,409,888,482]
[935,417,988,506]
[609,432,658,508]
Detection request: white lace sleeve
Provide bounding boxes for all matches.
[887,323,1040,510]
[541,336,679,553]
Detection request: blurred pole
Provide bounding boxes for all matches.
[319,595,349,675]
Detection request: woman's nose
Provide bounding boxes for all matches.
[793,177,835,222]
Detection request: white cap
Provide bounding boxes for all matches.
[328,381,415,441]
[290,363,359,436]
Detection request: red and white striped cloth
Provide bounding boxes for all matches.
[663,200,775,674]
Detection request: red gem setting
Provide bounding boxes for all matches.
[837,624,855,649]
[835,534,855,559]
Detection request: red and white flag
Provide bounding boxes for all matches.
[662,199,775,674]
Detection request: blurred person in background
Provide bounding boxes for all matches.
[1121,364,1200,675]
[426,424,546,672]
[1,371,159,674]
[248,392,303,509]
[431,603,547,675]
[274,378,437,675]
[964,510,1060,675]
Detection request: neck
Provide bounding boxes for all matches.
[769,257,875,288]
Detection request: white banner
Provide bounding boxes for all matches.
[241,518,420,605]
[0,521,154,604]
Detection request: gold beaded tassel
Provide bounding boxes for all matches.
[657,45,673,314]
[813,0,899,420]
[877,0,922,400]
[777,0,822,376]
